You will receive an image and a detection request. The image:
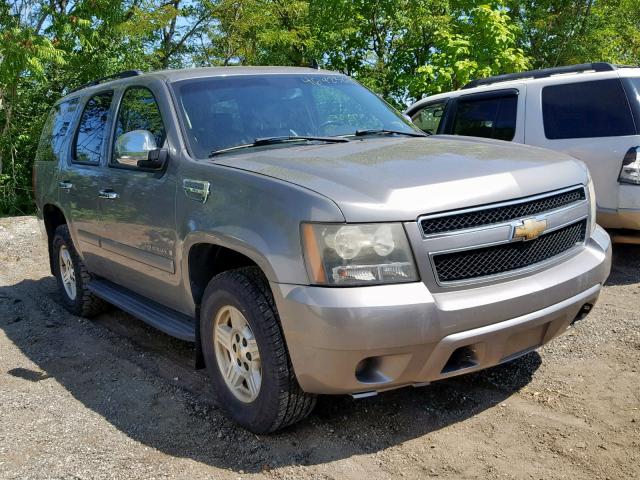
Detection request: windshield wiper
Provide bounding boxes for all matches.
[353,128,428,138]
[209,135,349,157]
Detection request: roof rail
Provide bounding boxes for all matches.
[462,63,618,90]
[67,70,144,94]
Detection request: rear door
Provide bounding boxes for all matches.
[525,76,640,217]
[58,90,115,275]
[34,98,80,216]
[94,79,181,309]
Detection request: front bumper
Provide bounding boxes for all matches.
[271,226,612,395]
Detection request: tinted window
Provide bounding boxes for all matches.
[74,92,113,164]
[113,87,166,167]
[173,75,418,158]
[36,99,79,162]
[411,101,446,134]
[542,79,635,139]
[622,77,640,132]
[626,78,640,104]
[452,94,517,141]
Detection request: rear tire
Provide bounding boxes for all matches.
[200,267,316,433]
[52,225,107,317]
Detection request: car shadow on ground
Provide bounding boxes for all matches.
[1,276,541,473]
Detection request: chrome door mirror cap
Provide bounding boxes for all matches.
[115,129,157,166]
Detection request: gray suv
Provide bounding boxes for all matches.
[33,67,612,433]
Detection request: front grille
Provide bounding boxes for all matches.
[421,187,586,236]
[433,220,587,283]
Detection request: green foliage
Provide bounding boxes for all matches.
[506,0,640,68]
[195,0,314,66]
[410,2,530,96]
[0,0,638,214]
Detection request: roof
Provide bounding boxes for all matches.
[151,66,340,82]
[59,66,342,103]
[406,63,640,114]
[461,62,620,89]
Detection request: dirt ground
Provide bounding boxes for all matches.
[0,216,638,480]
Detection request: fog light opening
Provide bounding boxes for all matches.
[355,357,388,383]
[441,345,479,374]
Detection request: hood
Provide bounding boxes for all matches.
[212,135,589,222]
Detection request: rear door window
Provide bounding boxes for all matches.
[411,101,447,134]
[36,99,79,163]
[452,93,517,141]
[73,91,114,164]
[542,79,636,139]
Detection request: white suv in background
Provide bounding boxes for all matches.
[406,63,640,232]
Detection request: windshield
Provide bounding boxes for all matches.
[171,74,419,158]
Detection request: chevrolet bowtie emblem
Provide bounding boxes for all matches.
[513,218,548,241]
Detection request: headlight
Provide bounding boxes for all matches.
[587,176,597,233]
[301,223,419,285]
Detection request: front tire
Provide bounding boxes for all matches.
[52,225,106,317]
[200,267,316,433]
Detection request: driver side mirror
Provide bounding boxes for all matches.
[115,129,167,170]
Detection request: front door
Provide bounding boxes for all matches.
[95,82,180,308]
[445,88,525,143]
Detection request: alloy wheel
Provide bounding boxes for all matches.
[213,305,262,403]
[59,245,77,300]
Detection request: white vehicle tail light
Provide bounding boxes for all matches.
[618,146,640,184]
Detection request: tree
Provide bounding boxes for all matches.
[506,0,640,68]
[0,0,160,214]
[1,0,636,215]
[410,2,529,98]
[310,0,450,105]
[194,0,314,66]
[0,0,65,212]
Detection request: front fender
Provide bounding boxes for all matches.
[177,160,345,290]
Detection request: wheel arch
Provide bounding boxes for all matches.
[42,203,67,275]
[184,236,278,369]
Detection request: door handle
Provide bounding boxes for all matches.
[58,181,73,190]
[98,189,119,200]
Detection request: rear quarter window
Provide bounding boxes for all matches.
[36,99,79,162]
[622,77,640,133]
[542,79,636,139]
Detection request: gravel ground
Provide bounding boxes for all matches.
[0,216,638,480]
